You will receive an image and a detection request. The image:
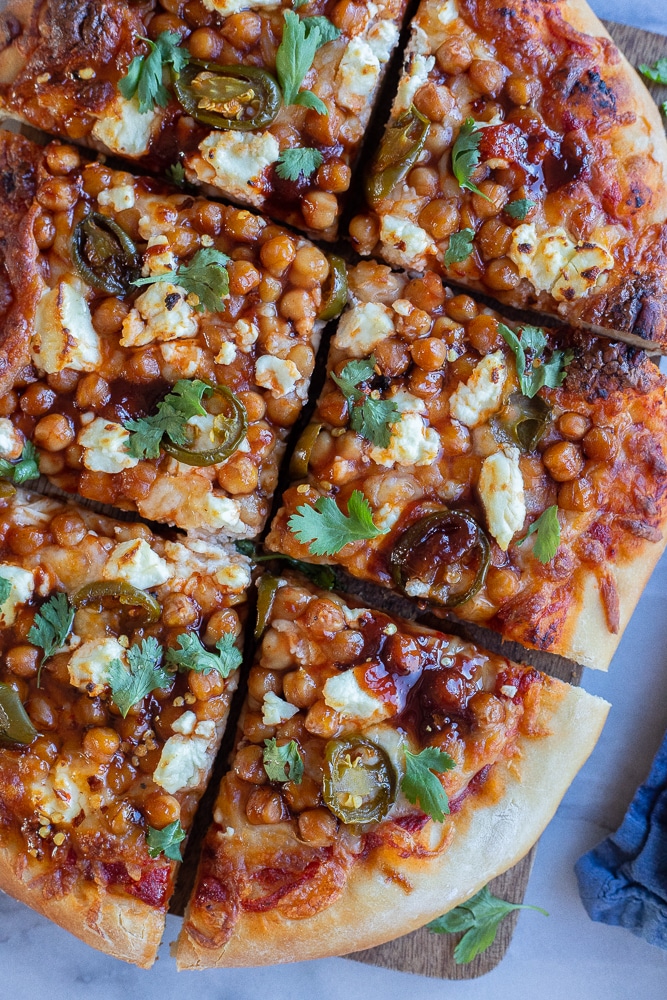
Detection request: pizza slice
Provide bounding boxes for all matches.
[175,572,609,968]
[349,0,667,350]
[0,486,250,966]
[266,261,667,671]
[0,128,334,536]
[0,0,407,240]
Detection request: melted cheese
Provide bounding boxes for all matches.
[508,224,614,301]
[32,281,101,374]
[153,720,217,794]
[67,637,125,695]
[91,96,162,157]
[449,352,507,428]
[78,418,139,473]
[103,538,171,590]
[120,282,198,347]
[478,445,526,550]
[0,565,34,626]
[261,691,299,726]
[192,131,279,207]
[380,215,435,259]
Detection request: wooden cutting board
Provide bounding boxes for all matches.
[348,18,667,980]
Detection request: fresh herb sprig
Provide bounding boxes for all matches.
[133,247,230,313]
[504,198,536,220]
[499,324,573,398]
[166,632,242,677]
[517,505,560,563]
[0,442,39,485]
[451,119,490,199]
[428,885,548,963]
[401,747,455,823]
[288,490,385,556]
[28,593,74,687]
[234,539,335,590]
[108,637,170,717]
[275,11,339,115]
[263,738,304,783]
[123,378,211,460]
[119,31,189,113]
[146,819,187,861]
[444,228,475,266]
[331,356,401,448]
[275,146,324,181]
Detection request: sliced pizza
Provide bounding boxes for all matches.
[349,0,667,350]
[176,572,609,968]
[0,486,250,966]
[0,0,407,240]
[0,128,332,536]
[266,261,667,671]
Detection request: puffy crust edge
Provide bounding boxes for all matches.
[0,844,165,967]
[175,681,609,969]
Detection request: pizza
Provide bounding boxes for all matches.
[266,261,667,671]
[0,486,249,966]
[348,0,667,350]
[175,571,609,967]
[0,0,407,239]
[0,128,332,536]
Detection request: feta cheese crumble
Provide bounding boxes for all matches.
[449,351,507,428]
[78,418,139,474]
[478,445,526,550]
[333,302,395,356]
[369,390,440,467]
[32,282,101,374]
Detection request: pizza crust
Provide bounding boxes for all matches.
[0,842,165,967]
[175,682,609,969]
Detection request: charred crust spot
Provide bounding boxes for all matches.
[562,333,658,399]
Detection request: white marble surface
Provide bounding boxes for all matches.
[3,1,667,997]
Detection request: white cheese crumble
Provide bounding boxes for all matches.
[508,224,614,301]
[91,96,162,157]
[367,19,400,62]
[192,131,280,207]
[449,351,507,427]
[500,684,518,698]
[103,539,171,590]
[120,282,199,348]
[380,214,435,260]
[142,235,178,277]
[31,761,89,824]
[255,355,301,398]
[478,445,526,550]
[322,668,389,722]
[160,342,204,378]
[333,301,394,357]
[139,477,244,533]
[438,0,460,25]
[261,691,299,726]
[163,537,251,591]
[78,418,139,474]
[0,418,24,461]
[0,565,34,626]
[172,711,197,736]
[395,27,436,113]
[336,37,382,113]
[97,184,136,212]
[233,318,259,352]
[32,282,101,374]
[215,341,237,365]
[369,389,440,467]
[201,0,281,14]
[153,720,217,794]
[67,637,126,695]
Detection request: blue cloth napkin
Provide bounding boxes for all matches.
[575,731,667,949]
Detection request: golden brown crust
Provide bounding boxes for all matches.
[175,681,609,968]
[0,839,164,967]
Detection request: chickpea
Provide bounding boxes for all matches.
[446,295,478,323]
[301,599,346,639]
[79,470,120,504]
[469,691,506,727]
[557,412,590,441]
[282,669,318,709]
[289,245,330,290]
[301,191,338,231]
[410,338,447,372]
[373,338,411,377]
[435,37,472,75]
[466,315,501,354]
[247,667,283,703]
[477,218,512,261]
[120,463,158,502]
[204,607,241,644]
[224,209,264,243]
[408,166,440,199]
[0,391,18,417]
[305,104,342,145]
[243,710,275,743]
[33,413,75,452]
[414,82,454,122]
[395,307,432,341]
[348,214,379,255]
[27,694,57,730]
[221,12,262,48]
[5,645,39,678]
[331,0,366,34]
[419,199,460,240]
[558,478,595,511]
[107,760,136,796]
[20,383,56,416]
[405,272,446,313]
[265,394,302,427]
[583,427,617,462]
[75,373,111,410]
[148,12,189,39]
[260,235,296,277]
[194,201,224,236]
[298,808,337,846]
[469,59,505,96]
[283,774,321,812]
[316,161,351,194]
[271,585,312,621]
[505,75,534,106]
[216,454,259,494]
[162,593,200,628]
[188,27,221,60]
[188,668,226,701]
[83,726,121,761]
[234,744,268,784]
[73,695,108,728]
[36,177,78,212]
[279,288,316,322]
[472,181,509,218]
[486,566,520,603]
[304,700,341,738]
[484,258,520,290]
[143,791,181,828]
[227,259,261,295]
[439,419,471,456]
[542,441,585,482]
[245,786,286,824]
[329,629,364,664]
[34,213,56,250]
[8,526,45,556]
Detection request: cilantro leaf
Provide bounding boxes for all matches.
[276,11,332,114]
[275,146,324,181]
[146,819,186,861]
[301,16,341,46]
[639,58,667,85]
[166,162,186,187]
[28,592,74,687]
[444,228,475,266]
[118,32,189,114]
[498,323,573,398]
[133,247,230,313]
[263,738,304,783]
[401,746,455,823]
[166,632,242,677]
[451,119,490,199]
[504,198,536,220]
[288,490,385,556]
[428,885,548,963]
[0,441,40,485]
[234,540,336,589]
[124,378,210,459]
[109,637,170,717]
[331,355,401,448]
[517,504,560,563]
[0,578,11,605]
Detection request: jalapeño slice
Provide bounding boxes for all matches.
[289,422,322,479]
[71,580,161,625]
[323,736,397,824]
[365,106,430,205]
[391,510,490,608]
[71,213,140,295]
[255,573,279,639]
[0,683,39,746]
[173,61,282,131]
[317,256,348,322]
[162,384,247,467]
[491,393,552,453]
